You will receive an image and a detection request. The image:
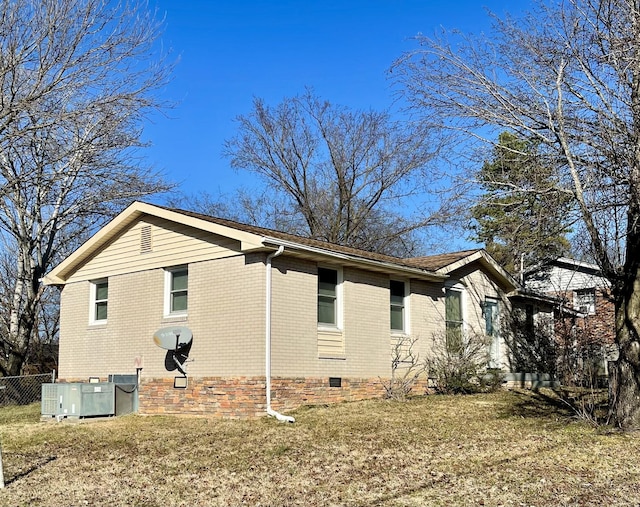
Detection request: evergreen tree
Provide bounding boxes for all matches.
[470,132,573,275]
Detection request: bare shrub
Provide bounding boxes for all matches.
[554,316,611,389]
[380,335,428,401]
[426,331,497,394]
[504,307,557,379]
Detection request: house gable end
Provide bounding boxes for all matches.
[44,201,267,284]
[64,215,248,283]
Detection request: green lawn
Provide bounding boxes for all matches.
[0,390,638,506]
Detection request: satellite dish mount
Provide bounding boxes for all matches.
[153,326,194,377]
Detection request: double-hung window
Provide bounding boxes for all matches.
[165,266,188,316]
[445,287,464,353]
[485,298,500,367]
[90,279,108,324]
[390,280,407,333]
[318,267,341,327]
[575,288,596,315]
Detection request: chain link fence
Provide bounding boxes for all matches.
[0,372,55,406]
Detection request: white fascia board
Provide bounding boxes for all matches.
[43,201,147,285]
[44,201,267,285]
[437,250,519,292]
[435,251,484,275]
[262,237,446,282]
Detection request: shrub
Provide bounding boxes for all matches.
[380,335,427,401]
[426,331,499,394]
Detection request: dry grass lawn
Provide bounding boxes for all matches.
[0,389,639,506]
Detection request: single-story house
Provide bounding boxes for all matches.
[43,201,550,418]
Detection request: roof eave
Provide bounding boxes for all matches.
[44,201,446,285]
[262,237,446,281]
[44,201,267,285]
[437,250,519,292]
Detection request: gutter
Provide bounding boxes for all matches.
[261,237,446,282]
[265,245,295,423]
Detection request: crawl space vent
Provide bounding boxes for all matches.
[329,377,342,388]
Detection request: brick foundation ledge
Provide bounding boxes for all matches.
[136,376,401,418]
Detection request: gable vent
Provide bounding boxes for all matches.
[140,225,152,253]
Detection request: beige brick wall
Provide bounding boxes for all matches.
[59,254,266,380]
[59,252,510,382]
[407,279,445,359]
[267,259,450,380]
[269,259,395,379]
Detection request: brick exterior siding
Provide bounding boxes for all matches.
[550,288,615,345]
[136,376,427,418]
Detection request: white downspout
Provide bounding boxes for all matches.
[265,245,295,423]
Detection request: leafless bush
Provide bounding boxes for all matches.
[555,384,609,427]
[380,335,427,401]
[554,318,611,389]
[426,331,497,394]
[504,312,557,379]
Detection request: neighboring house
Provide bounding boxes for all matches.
[44,201,541,418]
[523,257,616,384]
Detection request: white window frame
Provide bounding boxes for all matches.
[89,278,108,325]
[485,297,501,368]
[574,288,596,315]
[444,282,466,349]
[317,266,343,330]
[164,266,188,317]
[390,279,410,334]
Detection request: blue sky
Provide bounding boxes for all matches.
[144,0,530,201]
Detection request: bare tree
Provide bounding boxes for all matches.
[223,89,448,257]
[0,0,173,376]
[393,0,640,428]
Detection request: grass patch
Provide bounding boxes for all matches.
[0,403,40,426]
[0,390,638,506]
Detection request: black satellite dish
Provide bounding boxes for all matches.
[153,326,193,375]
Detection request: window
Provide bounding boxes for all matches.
[525,304,535,334]
[165,267,188,316]
[318,267,341,327]
[445,287,464,352]
[90,279,108,324]
[390,280,407,332]
[575,288,596,315]
[485,298,500,368]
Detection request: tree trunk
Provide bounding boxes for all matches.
[610,326,640,428]
[610,251,640,429]
[2,247,40,377]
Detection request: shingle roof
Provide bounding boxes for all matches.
[401,250,483,271]
[159,204,439,272]
[45,202,495,285]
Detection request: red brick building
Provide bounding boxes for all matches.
[524,258,616,386]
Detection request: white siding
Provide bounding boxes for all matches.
[526,264,609,293]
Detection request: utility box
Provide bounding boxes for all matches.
[41,382,115,418]
[109,374,139,416]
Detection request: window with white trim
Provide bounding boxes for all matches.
[165,266,188,316]
[484,298,500,368]
[90,279,108,324]
[445,286,464,353]
[317,267,342,328]
[390,280,407,333]
[575,288,596,315]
